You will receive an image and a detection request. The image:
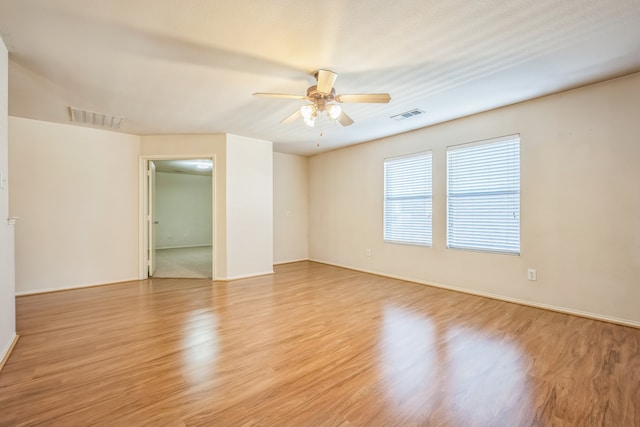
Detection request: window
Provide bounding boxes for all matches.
[447,135,520,254]
[384,151,432,246]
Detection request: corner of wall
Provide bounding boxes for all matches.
[0,35,17,367]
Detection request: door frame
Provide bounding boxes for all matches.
[138,154,217,280]
[148,160,157,276]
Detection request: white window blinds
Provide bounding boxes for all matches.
[447,135,520,254]
[384,152,432,246]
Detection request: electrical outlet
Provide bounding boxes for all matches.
[527,269,537,281]
[366,248,372,257]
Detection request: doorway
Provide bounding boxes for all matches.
[141,157,215,280]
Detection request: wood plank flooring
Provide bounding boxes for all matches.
[1,261,639,426]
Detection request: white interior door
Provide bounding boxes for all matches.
[148,160,157,276]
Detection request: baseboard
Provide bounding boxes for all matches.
[156,244,212,250]
[15,277,141,296]
[217,270,275,282]
[309,258,640,329]
[0,334,19,373]
[274,258,309,266]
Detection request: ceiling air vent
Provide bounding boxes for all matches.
[391,109,425,121]
[69,107,124,129]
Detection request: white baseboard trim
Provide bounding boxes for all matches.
[309,258,640,329]
[15,277,141,296]
[156,244,212,250]
[274,258,309,266]
[217,270,275,282]
[0,334,19,373]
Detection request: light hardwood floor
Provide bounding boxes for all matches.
[1,261,639,426]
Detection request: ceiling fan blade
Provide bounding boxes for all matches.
[281,109,302,124]
[316,69,338,95]
[336,93,391,103]
[253,92,308,100]
[338,111,354,126]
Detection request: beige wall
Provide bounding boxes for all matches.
[0,37,16,362]
[226,134,273,279]
[8,128,273,292]
[141,134,226,278]
[273,152,308,264]
[142,133,274,280]
[9,117,141,294]
[309,72,640,326]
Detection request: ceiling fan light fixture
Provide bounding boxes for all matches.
[304,117,316,127]
[328,104,342,120]
[300,104,316,119]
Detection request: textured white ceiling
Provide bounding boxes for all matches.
[1,0,639,155]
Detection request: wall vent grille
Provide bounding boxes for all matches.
[391,109,425,121]
[69,107,124,129]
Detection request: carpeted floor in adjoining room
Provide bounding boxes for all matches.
[153,246,212,278]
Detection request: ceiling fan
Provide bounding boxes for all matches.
[253,69,391,127]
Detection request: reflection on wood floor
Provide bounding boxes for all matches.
[2,261,639,425]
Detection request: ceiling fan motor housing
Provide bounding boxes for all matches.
[306,85,336,111]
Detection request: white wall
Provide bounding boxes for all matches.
[141,134,226,278]
[0,37,16,364]
[273,152,308,264]
[9,117,141,294]
[309,72,640,326]
[226,134,273,279]
[155,171,212,249]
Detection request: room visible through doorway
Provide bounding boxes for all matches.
[149,159,213,279]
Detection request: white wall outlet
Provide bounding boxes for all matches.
[527,269,537,281]
[366,248,372,257]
